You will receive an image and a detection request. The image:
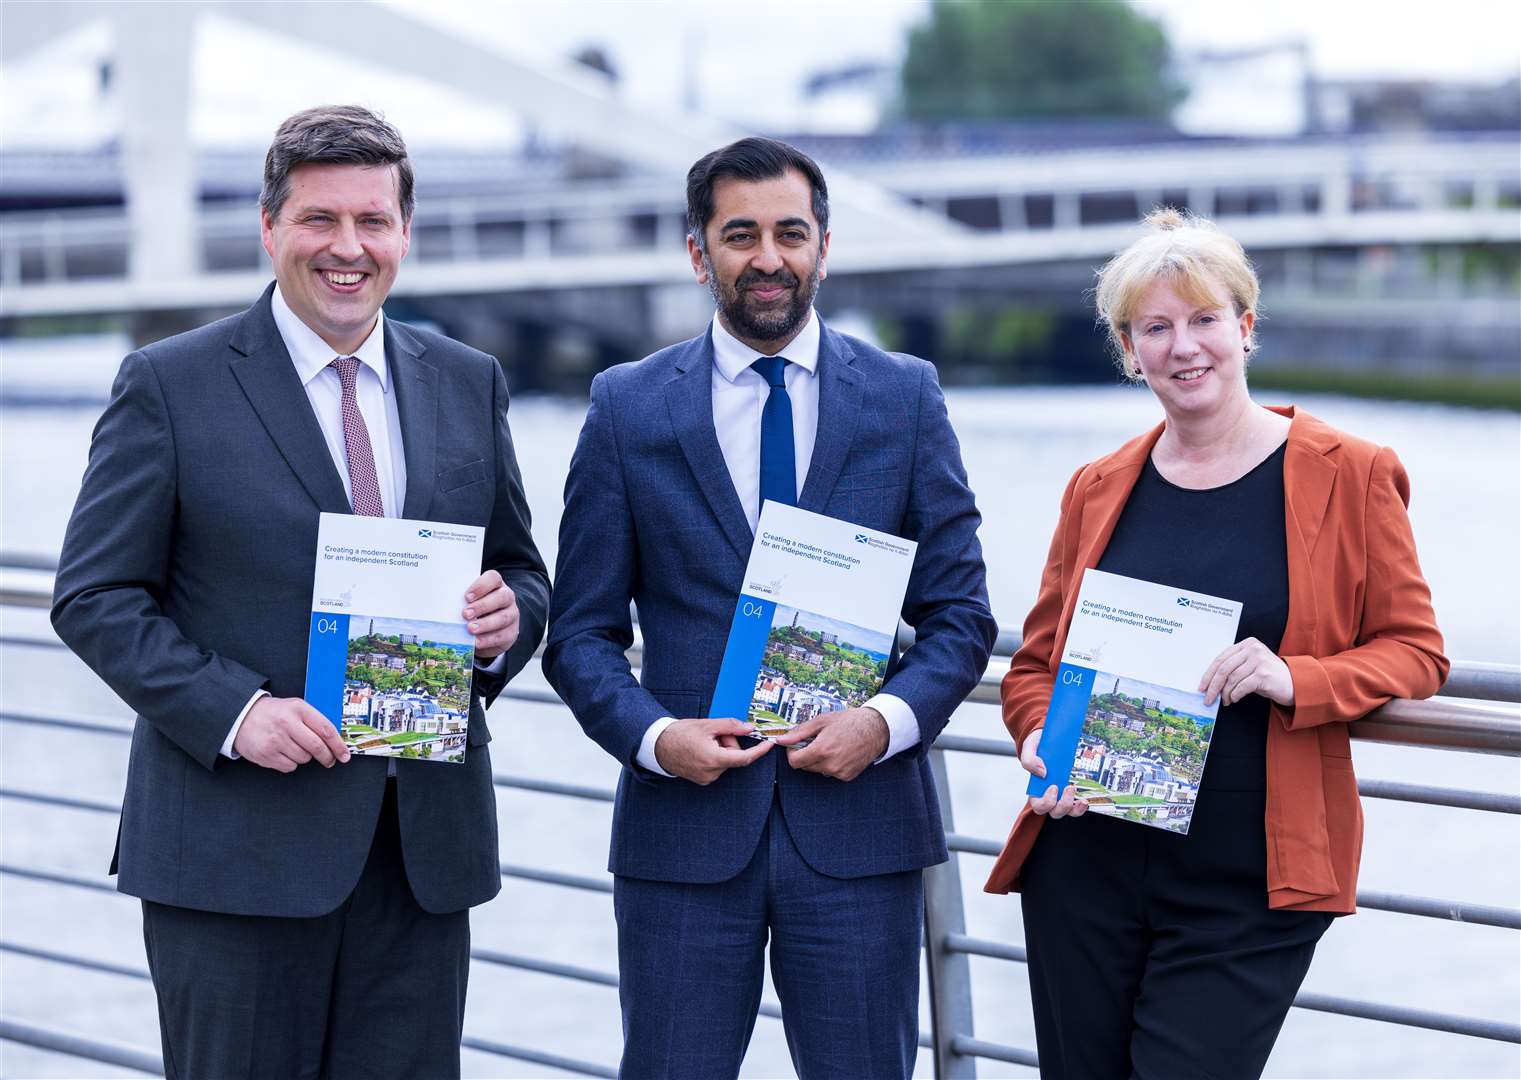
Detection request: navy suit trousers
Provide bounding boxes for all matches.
[613,796,923,1080]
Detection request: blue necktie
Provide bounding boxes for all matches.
[751,356,796,509]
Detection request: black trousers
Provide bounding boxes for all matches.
[1020,765,1333,1080]
[141,779,471,1080]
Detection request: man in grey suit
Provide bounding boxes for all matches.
[51,106,548,1079]
[544,137,996,1079]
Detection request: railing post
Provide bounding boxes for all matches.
[924,746,977,1078]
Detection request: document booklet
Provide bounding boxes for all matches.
[304,512,484,764]
[710,501,918,739]
[1028,568,1243,834]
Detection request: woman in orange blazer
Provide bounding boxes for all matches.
[984,209,1448,1080]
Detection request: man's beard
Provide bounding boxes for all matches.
[705,253,821,348]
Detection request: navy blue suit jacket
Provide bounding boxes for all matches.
[51,285,549,917]
[543,322,996,883]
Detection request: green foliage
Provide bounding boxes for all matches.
[762,624,885,704]
[899,0,1186,121]
[1250,366,1521,411]
[346,633,472,698]
[1085,691,1209,781]
[943,308,1058,372]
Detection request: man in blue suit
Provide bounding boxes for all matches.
[544,137,996,1079]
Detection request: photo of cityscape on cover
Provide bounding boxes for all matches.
[1071,672,1216,834]
[341,616,473,763]
[748,605,892,736]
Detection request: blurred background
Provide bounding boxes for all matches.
[2,2,1518,1078]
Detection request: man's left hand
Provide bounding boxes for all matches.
[773,707,889,782]
[463,570,519,660]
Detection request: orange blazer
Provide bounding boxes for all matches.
[983,407,1449,913]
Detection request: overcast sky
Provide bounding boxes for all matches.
[2,0,1517,147]
[392,0,1521,126]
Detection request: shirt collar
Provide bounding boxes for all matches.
[710,307,821,385]
[272,284,389,391]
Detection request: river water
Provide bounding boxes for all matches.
[1,336,1518,1078]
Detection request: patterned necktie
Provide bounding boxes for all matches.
[329,357,385,517]
[751,356,796,509]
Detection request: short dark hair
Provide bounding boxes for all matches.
[686,137,829,251]
[259,105,415,223]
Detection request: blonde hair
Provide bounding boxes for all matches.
[1094,208,1260,372]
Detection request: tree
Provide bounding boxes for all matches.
[899,0,1185,122]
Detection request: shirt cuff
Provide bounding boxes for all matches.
[475,652,509,675]
[864,692,919,763]
[635,716,680,777]
[221,689,270,760]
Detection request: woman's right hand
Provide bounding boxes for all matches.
[1021,728,1088,818]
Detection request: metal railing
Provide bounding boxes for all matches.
[1,567,1518,1077]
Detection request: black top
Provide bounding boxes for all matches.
[1095,442,1289,782]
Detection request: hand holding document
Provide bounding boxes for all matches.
[1028,569,1243,834]
[304,513,485,765]
[710,502,917,742]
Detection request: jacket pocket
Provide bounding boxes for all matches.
[437,459,489,493]
[834,467,901,492]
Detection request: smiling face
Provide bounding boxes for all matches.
[260,163,411,356]
[1121,275,1255,422]
[688,168,828,353]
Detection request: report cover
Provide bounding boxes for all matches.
[303,513,484,764]
[1028,569,1243,833]
[710,502,918,738]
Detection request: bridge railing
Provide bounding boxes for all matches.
[3,133,1516,295]
[1,563,1517,1077]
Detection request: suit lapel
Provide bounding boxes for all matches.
[798,326,863,515]
[1281,408,1340,654]
[666,330,754,561]
[228,288,351,515]
[386,320,438,520]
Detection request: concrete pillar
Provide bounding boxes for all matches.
[449,202,479,262]
[1188,186,1215,217]
[1474,173,1499,211]
[657,211,688,252]
[113,6,198,282]
[997,193,1026,232]
[1054,193,1080,230]
[523,218,553,259]
[1322,169,1352,217]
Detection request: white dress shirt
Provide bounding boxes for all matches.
[635,311,921,775]
[221,287,502,761]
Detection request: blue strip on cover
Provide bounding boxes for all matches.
[303,612,351,731]
[1025,663,1096,797]
[709,596,777,722]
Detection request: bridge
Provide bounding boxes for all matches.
[2,133,1517,313]
[2,2,1518,381]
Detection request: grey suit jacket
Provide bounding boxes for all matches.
[51,284,549,917]
[544,322,996,883]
